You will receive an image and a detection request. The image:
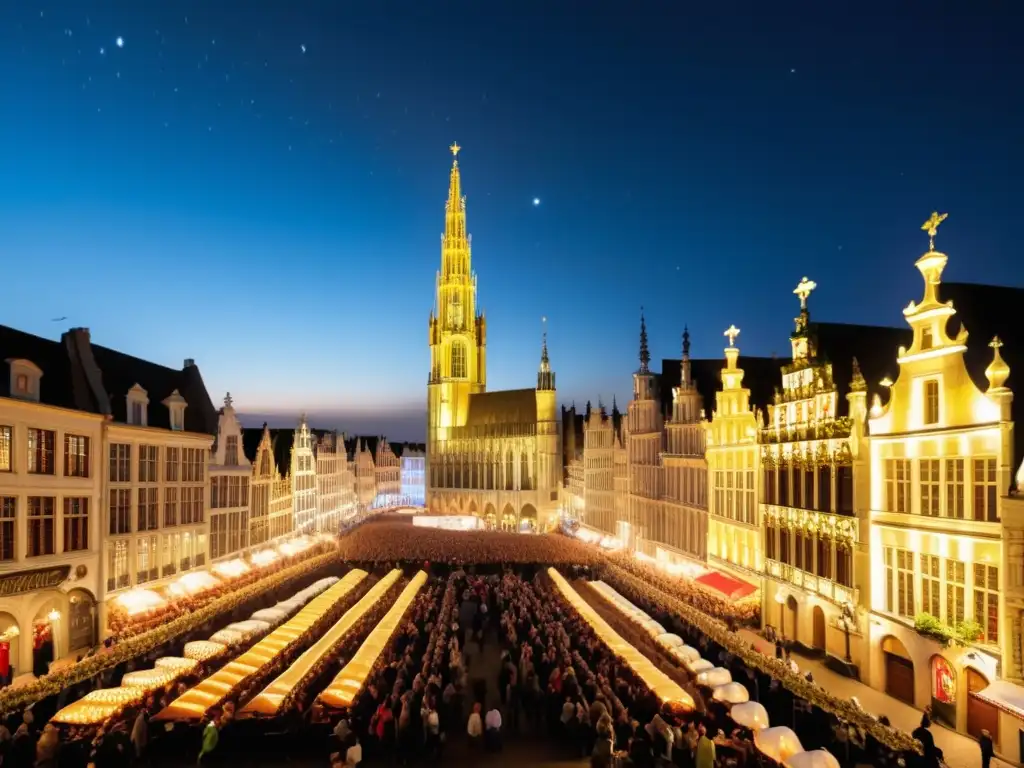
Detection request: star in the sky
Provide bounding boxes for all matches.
[533,197,541,206]
[99,46,105,55]
[301,44,307,54]
[116,36,124,48]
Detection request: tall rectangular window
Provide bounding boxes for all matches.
[973,563,999,643]
[27,496,55,557]
[0,497,14,561]
[165,447,180,482]
[923,379,940,425]
[138,445,158,483]
[973,458,998,522]
[109,443,131,482]
[945,458,965,519]
[225,436,239,466]
[817,465,832,512]
[210,514,226,560]
[945,560,966,625]
[884,547,895,613]
[816,537,832,580]
[107,540,129,591]
[163,487,178,527]
[884,458,910,513]
[920,459,940,517]
[109,488,132,535]
[183,448,205,482]
[27,429,55,474]
[836,543,853,588]
[63,497,89,552]
[63,434,90,478]
[0,426,10,471]
[921,554,941,616]
[897,549,915,618]
[137,488,158,532]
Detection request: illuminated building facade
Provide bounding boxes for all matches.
[347,438,377,511]
[373,438,401,507]
[398,443,426,507]
[313,431,347,534]
[0,326,107,677]
[705,326,760,578]
[760,278,909,673]
[867,216,1019,753]
[290,417,317,534]
[208,394,251,561]
[426,144,561,531]
[243,425,294,541]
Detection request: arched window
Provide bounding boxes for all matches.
[450,340,467,379]
[506,449,515,490]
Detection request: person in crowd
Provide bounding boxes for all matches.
[695,722,715,768]
[344,736,362,766]
[466,702,483,748]
[980,727,994,768]
[484,706,502,752]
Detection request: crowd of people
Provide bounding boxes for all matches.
[0,518,944,767]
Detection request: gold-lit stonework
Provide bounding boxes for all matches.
[426,145,560,530]
[867,214,1017,753]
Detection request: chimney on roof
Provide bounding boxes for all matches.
[183,358,195,368]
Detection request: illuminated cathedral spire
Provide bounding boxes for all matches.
[638,307,650,374]
[537,317,555,390]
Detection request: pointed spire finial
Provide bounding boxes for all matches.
[986,335,1011,391]
[682,325,691,359]
[224,392,233,408]
[639,307,650,373]
[450,141,461,159]
[850,357,866,392]
[724,325,740,347]
[794,277,817,310]
[921,211,948,251]
[541,316,549,366]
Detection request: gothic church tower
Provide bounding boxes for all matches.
[427,143,487,441]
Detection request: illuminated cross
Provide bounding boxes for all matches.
[794,276,817,309]
[724,325,740,347]
[990,336,1004,350]
[921,211,948,251]
[450,142,461,158]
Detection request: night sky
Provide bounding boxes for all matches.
[2,2,1020,441]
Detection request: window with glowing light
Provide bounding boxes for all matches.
[450,340,467,379]
[972,458,998,522]
[884,458,911,513]
[884,547,895,613]
[923,379,939,425]
[897,549,914,618]
[973,563,999,643]
[63,434,90,478]
[139,445,158,482]
[0,425,10,472]
[945,560,966,625]
[922,554,940,616]
[921,326,934,351]
[920,459,940,517]
[107,539,129,591]
[27,428,55,475]
[945,459,965,519]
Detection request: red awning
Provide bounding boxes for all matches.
[694,571,757,601]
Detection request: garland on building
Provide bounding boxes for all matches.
[0,548,340,716]
[601,560,922,755]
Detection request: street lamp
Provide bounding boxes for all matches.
[840,601,855,663]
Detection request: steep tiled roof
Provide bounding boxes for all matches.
[465,388,537,426]
[1,325,216,435]
[0,325,84,410]
[89,342,217,434]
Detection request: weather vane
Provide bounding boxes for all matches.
[450,142,461,158]
[794,277,816,309]
[724,325,740,347]
[921,211,948,251]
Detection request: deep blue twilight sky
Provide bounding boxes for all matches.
[1,2,1021,441]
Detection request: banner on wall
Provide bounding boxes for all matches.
[0,641,10,678]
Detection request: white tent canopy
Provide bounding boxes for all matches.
[784,749,841,768]
[755,726,804,763]
[712,682,750,704]
[730,701,770,730]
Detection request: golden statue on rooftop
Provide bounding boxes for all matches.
[921,211,948,251]
[450,142,461,158]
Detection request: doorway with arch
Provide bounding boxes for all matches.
[967,667,999,745]
[882,635,915,706]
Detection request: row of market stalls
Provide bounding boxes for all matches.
[584,579,842,768]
